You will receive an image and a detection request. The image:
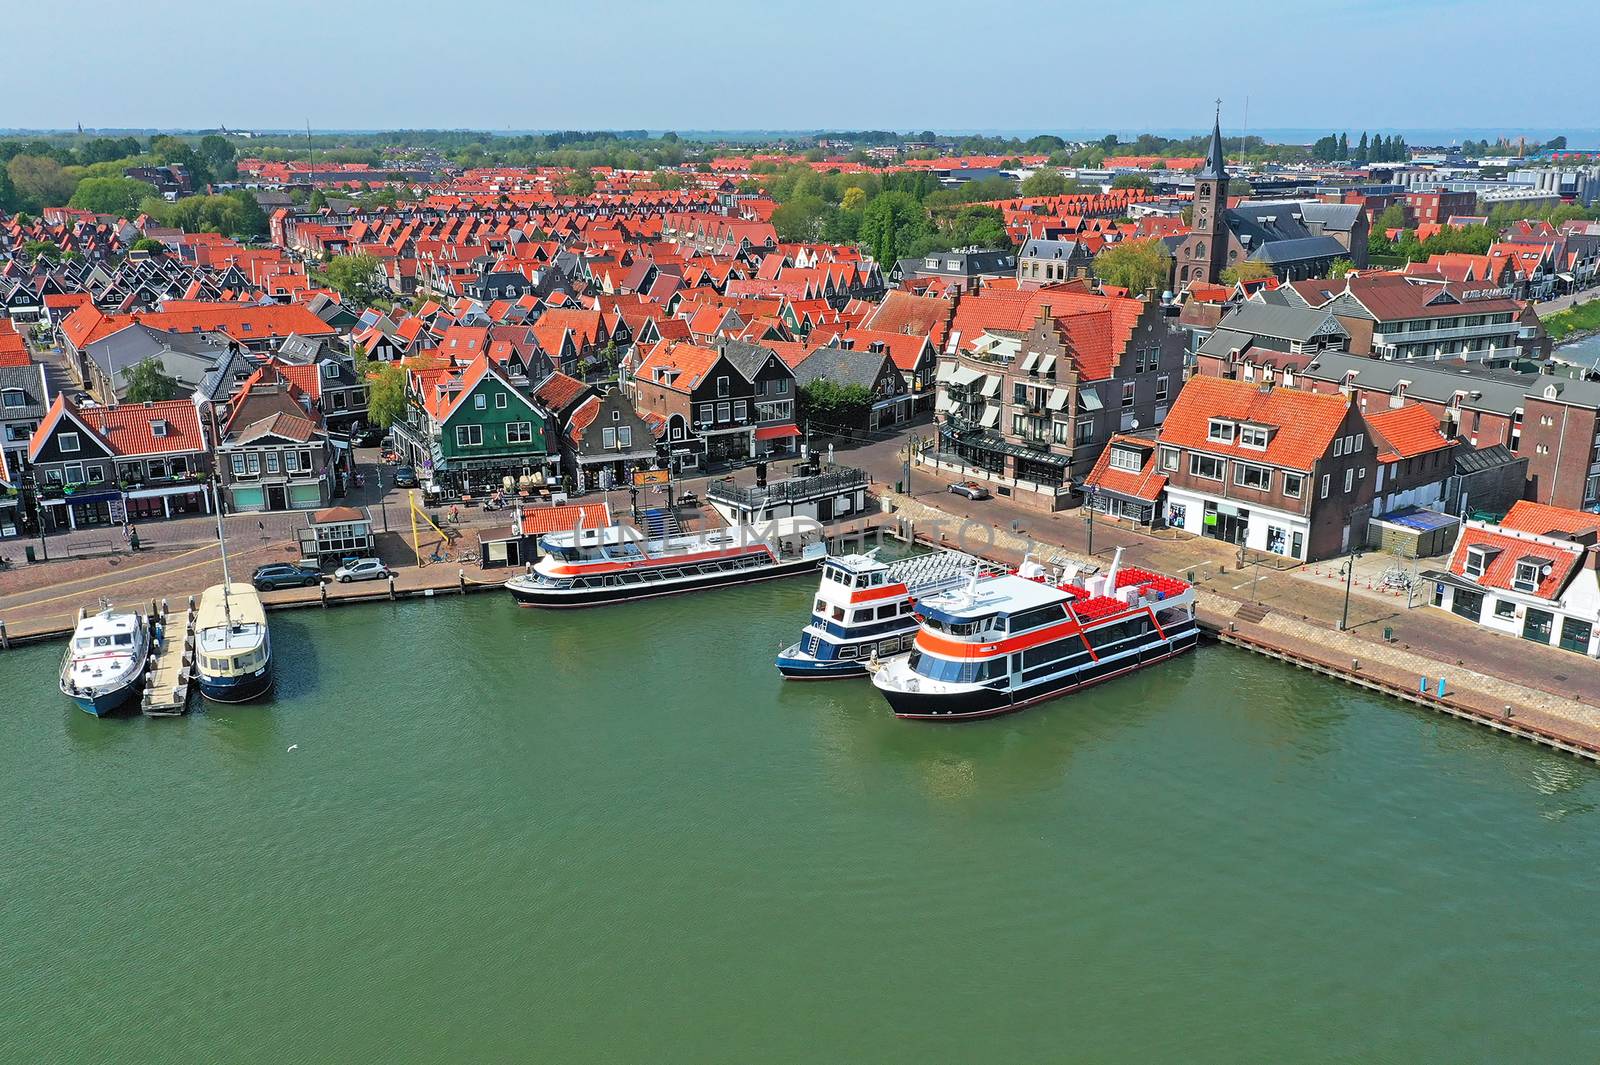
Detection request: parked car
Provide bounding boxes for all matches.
[334,558,391,583]
[392,465,419,489]
[251,562,324,591]
[948,481,992,501]
[349,423,385,448]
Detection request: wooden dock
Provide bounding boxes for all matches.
[141,599,196,717]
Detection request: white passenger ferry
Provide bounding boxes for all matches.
[507,517,826,608]
[871,549,1198,720]
[775,549,1006,680]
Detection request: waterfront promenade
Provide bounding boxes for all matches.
[4,431,1598,760]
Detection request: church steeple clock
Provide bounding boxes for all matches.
[1184,101,1231,284]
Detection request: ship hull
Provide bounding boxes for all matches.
[508,554,821,608]
[774,649,871,680]
[70,681,144,717]
[197,661,275,704]
[883,628,1199,721]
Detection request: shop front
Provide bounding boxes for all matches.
[124,482,213,521]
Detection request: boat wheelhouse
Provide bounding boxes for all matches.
[195,582,274,703]
[871,549,1197,720]
[59,606,151,716]
[776,549,1006,679]
[506,517,826,608]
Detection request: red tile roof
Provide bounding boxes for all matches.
[1158,376,1353,471]
[1446,524,1584,600]
[1364,404,1452,462]
[1499,500,1600,539]
[1084,434,1167,501]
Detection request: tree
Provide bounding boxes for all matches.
[797,379,874,432]
[21,239,58,261]
[841,186,867,212]
[858,192,931,267]
[1375,203,1408,233]
[652,169,685,191]
[7,155,76,210]
[1355,132,1369,163]
[197,135,237,181]
[129,237,167,256]
[123,356,182,403]
[366,363,409,429]
[1021,167,1070,197]
[68,176,155,217]
[771,195,838,242]
[1326,258,1354,280]
[1110,174,1152,191]
[560,169,596,196]
[942,205,1010,249]
[1092,239,1171,294]
[324,253,385,306]
[1338,133,1349,159]
[1220,261,1274,286]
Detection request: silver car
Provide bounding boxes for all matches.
[333,558,391,583]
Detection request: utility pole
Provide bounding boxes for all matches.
[1339,545,1358,631]
[1084,492,1096,556]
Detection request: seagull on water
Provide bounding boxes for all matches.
[286,744,299,753]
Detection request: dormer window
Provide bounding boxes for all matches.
[1,388,25,408]
[59,432,80,453]
[1207,419,1235,444]
[1512,558,1548,594]
[151,420,168,438]
[1463,545,1498,578]
[1109,446,1142,472]
[1239,425,1270,449]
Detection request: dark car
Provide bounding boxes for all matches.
[948,480,992,501]
[392,465,419,489]
[349,423,385,448]
[252,562,324,591]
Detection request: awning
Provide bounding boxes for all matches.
[1080,386,1103,411]
[1559,272,1575,282]
[1038,354,1057,376]
[126,483,206,500]
[981,374,1001,398]
[1020,351,1040,373]
[950,364,983,387]
[754,423,802,441]
[936,361,958,384]
[947,428,1071,465]
[1047,387,1069,410]
[935,393,953,413]
[979,406,1000,428]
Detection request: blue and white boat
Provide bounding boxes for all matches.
[195,582,273,702]
[194,504,273,703]
[775,549,1005,680]
[59,606,151,716]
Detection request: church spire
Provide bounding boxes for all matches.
[1199,100,1227,180]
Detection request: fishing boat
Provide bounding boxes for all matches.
[775,549,1007,680]
[59,605,151,716]
[194,501,273,702]
[870,548,1198,720]
[506,516,826,608]
[194,583,273,702]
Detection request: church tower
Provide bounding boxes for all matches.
[1179,103,1231,285]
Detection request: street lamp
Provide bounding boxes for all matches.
[1338,545,1358,631]
[1083,489,1098,555]
[901,432,924,497]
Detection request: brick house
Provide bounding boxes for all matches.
[1146,376,1376,561]
[931,287,1187,511]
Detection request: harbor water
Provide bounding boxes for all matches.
[4,580,1600,1063]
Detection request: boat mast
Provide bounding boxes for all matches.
[214,492,234,629]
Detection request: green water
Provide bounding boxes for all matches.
[4,581,1599,1064]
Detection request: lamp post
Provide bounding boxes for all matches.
[901,432,923,498]
[1339,545,1358,632]
[1084,489,1098,556]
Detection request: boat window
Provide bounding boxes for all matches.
[115,634,132,646]
[851,609,872,624]
[900,634,917,651]
[878,639,900,657]
[1009,603,1069,633]
[838,644,858,660]
[94,636,112,648]
[876,604,898,620]
[75,638,90,649]
[815,598,827,613]
[832,606,845,622]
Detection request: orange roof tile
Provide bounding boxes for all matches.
[1158,377,1353,472]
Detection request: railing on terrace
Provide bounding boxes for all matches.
[706,466,868,509]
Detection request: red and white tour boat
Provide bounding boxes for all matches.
[870,548,1197,720]
[506,516,825,608]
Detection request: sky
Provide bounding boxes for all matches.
[8,0,1600,138]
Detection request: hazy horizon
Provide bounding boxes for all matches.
[12,0,1599,134]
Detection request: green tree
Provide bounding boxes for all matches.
[1326,258,1353,280]
[652,169,685,191]
[129,237,167,256]
[7,155,76,210]
[858,191,931,267]
[771,195,839,242]
[797,379,874,432]
[366,363,409,429]
[1092,239,1171,293]
[1020,167,1070,197]
[560,169,596,196]
[1375,203,1408,232]
[123,356,182,403]
[841,186,867,212]
[324,253,385,306]
[1220,261,1275,286]
[197,135,237,180]
[21,239,59,261]
[1110,174,1152,191]
[942,205,1010,249]
[69,176,155,217]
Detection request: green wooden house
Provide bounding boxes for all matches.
[394,356,560,497]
